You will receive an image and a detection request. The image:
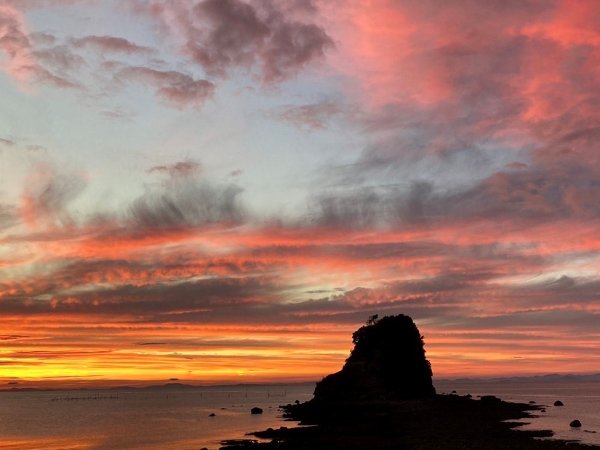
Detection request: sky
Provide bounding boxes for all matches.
[0,0,599,388]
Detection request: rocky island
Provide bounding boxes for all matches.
[221,314,599,450]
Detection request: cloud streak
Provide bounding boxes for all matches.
[71,35,153,55]
[115,66,215,108]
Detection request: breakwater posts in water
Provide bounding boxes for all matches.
[50,394,119,402]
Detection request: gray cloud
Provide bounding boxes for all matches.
[128,160,244,231]
[20,167,86,228]
[272,101,340,130]
[309,160,600,230]
[33,44,84,72]
[0,204,17,231]
[158,0,333,83]
[0,137,15,146]
[0,275,279,318]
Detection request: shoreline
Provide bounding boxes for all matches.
[220,393,600,450]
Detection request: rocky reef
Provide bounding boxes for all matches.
[220,314,599,450]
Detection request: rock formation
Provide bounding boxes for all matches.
[313,314,436,401]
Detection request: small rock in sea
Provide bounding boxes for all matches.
[295,400,300,404]
[199,447,208,450]
[529,401,536,404]
[208,413,216,417]
[251,407,263,415]
[451,390,457,394]
[554,400,564,406]
[570,420,582,428]
[220,407,226,410]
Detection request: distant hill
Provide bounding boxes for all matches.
[140,382,198,390]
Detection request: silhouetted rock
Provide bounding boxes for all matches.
[480,395,502,405]
[250,407,263,415]
[209,413,216,417]
[313,314,435,401]
[554,400,564,406]
[220,315,600,450]
[570,419,582,428]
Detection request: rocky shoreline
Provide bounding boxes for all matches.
[220,394,599,449]
[220,315,599,450]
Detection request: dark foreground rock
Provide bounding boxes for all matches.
[220,395,599,450]
[220,315,599,449]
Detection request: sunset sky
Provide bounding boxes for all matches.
[1,0,600,388]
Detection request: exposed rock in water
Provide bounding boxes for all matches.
[250,407,263,415]
[570,419,582,428]
[313,314,436,401]
[554,400,564,406]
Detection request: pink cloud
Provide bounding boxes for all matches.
[116,66,215,108]
[71,35,153,55]
[0,3,35,84]
[0,4,79,89]
[139,0,333,83]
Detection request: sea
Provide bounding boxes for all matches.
[0,380,598,450]
[435,379,600,447]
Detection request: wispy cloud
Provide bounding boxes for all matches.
[71,35,153,55]
[115,66,215,108]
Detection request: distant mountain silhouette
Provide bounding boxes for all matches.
[314,314,436,401]
[141,382,197,390]
[436,372,600,384]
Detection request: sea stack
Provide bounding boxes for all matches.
[313,314,436,401]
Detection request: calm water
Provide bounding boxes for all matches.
[436,379,600,446]
[0,380,598,449]
[0,384,314,450]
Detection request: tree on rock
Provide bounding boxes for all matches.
[314,314,435,401]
